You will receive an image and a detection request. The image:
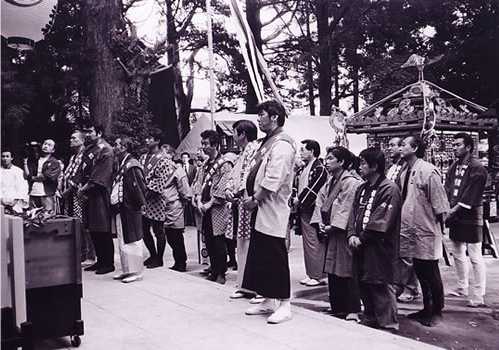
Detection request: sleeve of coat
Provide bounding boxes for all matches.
[147,159,170,194]
[330,177,360,231]
[365,183,401,234]
[175,168,193,201]
[212,162,233,200]
[346,186,363,239]
[126,167,147,208]
[89,146,114,189]
[428,169,450,215]
[310,181,327,225]
[458,164,488,208]
[41,159,62,183]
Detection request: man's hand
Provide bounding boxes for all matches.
[348,236,362,248]
[242,196,258,210]
[225,189,234,201]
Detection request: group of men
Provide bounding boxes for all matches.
[0,99,489,328]
[293,132,488,329]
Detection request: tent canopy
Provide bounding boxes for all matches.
[176,112,367,157]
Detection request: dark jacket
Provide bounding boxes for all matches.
[297,158,328,214]
[25,155,61,196]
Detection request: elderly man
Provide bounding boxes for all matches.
[444,133,488,307]
[23,139,61,211]
[1,150,29,213]
[242,100,296,324]
[400,135,449,327]
[80,122,115,275]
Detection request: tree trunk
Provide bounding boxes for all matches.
[306,1,315,116]
[166,0,190,140]
[316,0,332,116]
[333,48,340,107]
[245,0,263,114]
[82,0,125,135]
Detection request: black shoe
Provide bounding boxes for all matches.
[169,265,186,272]
[215,275,226,285]
[206,273,217,281]
[95,266,115,275]
[84,262,100,271]
[407,310,430,320]
[144,256,155,266]
[200,267,212,276]
[147,259,163,269]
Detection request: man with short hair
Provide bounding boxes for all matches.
[400,135,449,327]
[1,150,29,213]
[193,130,233,284]
[23,139,61,212]
[297,139,328,287]
[242,99,296,324]
[79,122,115,275]
[444,133,488,307]
[348,148,401,330]
[140,135,175,268]
[386,137,420,303]
[111,138,147,283]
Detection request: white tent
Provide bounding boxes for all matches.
[176,112,367,156]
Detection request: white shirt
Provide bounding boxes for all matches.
[30,156,49,196]
[254,138,296,238]
[1,165,29,211]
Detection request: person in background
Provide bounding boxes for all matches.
[296,139,328,287]
[311,146,361,322]
[79,122,115,275]
[1,149,29,213]
[348,147,401,331]
[111,138,147,283]
[161,146,193,272]
[23,139,61,212]
[61,130,95,264]
[399,136,449,327]
[444,133,488,307]
[193,130,233,284]
[140,134,171,269]
[181,152,197,227]
[225,120,260,299]
[386,136,420,303]
[242,100,296,324]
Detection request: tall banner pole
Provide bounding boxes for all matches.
[206,0,216,129]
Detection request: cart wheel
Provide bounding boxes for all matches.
[71,335,81,347]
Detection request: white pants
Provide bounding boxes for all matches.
[116,214,144,275]
[451,240,486,302]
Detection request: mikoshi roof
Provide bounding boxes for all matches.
[346,80,497,134]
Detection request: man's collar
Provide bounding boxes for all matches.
[457,152,472,165]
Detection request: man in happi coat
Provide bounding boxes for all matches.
[61,130,95,263]
[296,139,328,287]
[400,136,449,327]
[242,100,296,324]
[193,130,233,284]
[225,120,260,299]
[161,146,193,272]
[386,137,420,303]
[444,133,488,307]
[311,146,361,321]
[347,148,401,330]
[80,122,115,275]
[140,134,171,269]
[111,138,147,283]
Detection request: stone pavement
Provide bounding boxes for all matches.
[37,222,499,350]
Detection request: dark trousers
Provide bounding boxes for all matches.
[359,282,398,327]
[328,274,361,316]
[413,258,444,316]
[165,227,187,268]
[202,210,227,277]
[142,217,166,260]
[90,231,114,267]
[226,238,237,264]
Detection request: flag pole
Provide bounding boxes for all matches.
[206,0,216,129]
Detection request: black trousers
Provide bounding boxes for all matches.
[165,227,187,268]
[413,258,444,316]
[328,274,361,316]
[142,217,166,259]
[90,231,114,267]
[202,210,227,277]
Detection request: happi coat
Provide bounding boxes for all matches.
[444,154,487,243]
[111,154,147,244]
[311,169,361,277]
[399,159,449,260]
[81,138,114,233]
[347,176,401,284]
[297,158,328,215]
[163,166,193,229]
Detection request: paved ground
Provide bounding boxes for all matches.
[36,222,499,350]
